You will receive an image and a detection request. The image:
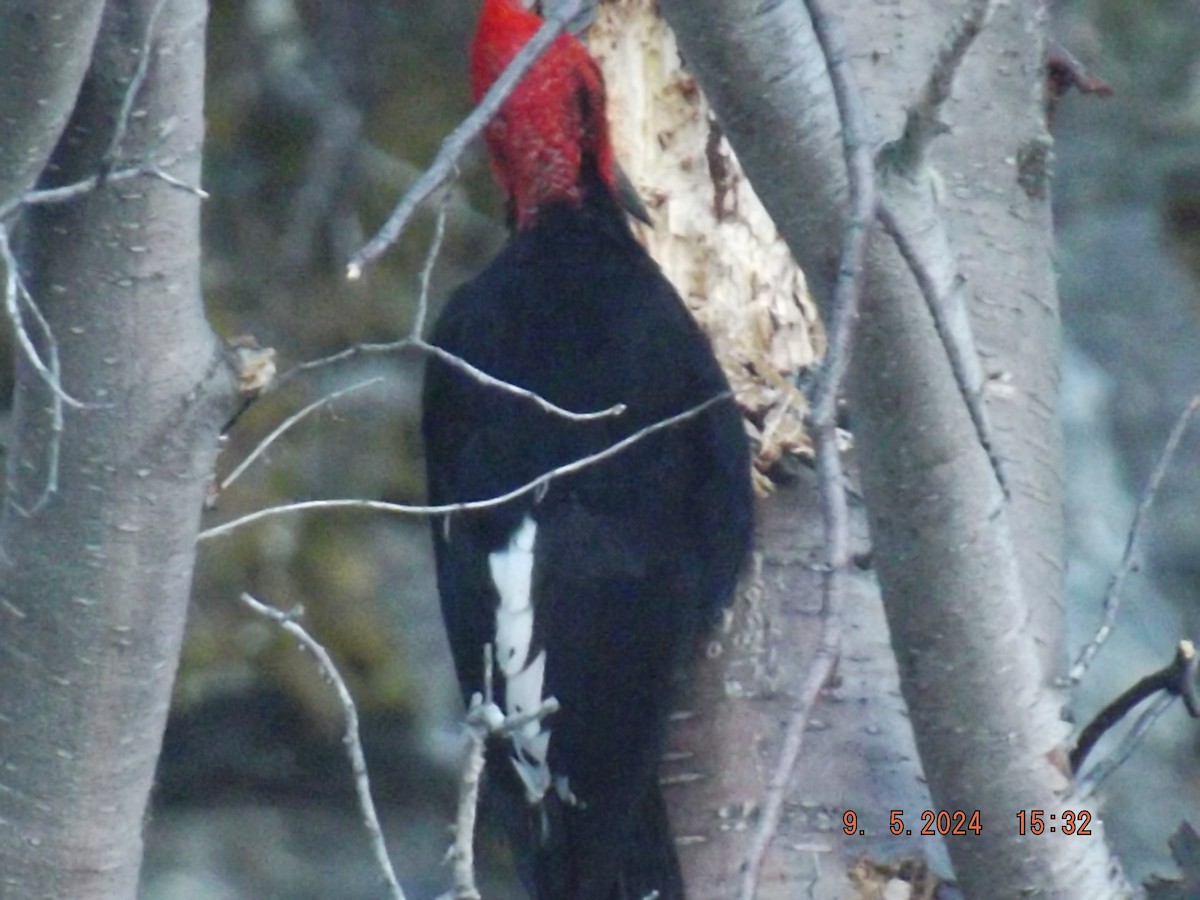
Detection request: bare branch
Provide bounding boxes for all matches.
[444,701,487,900]
[864,0,1007,507]
[238,593,406,900]
[411,187,451,340]
[440,644,560,900]
[1045,40,1113,100]
[0,226,88,411]
[140,165,210,199]
[739,1,873,893]
[1069,394,1200,684]
[105,0,173,166]
[276,339,625,423]
[422,342,627,420]
[0,167,207,223]
[893,0,995,172]
[877,204,1008,498]
[218,377,384,494]
[198,394,727,542]
[346,0,584,279]
[442,644,502,900]
[11,274,65,516]
[0,172,126,220]
[736,614,840,899]
[1045,39,1113,127]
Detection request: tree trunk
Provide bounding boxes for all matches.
[0,1,237,896]
[588,6,935,895]
[0,1,106,203]
[657,0,1130,895]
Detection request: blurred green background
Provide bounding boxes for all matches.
[149,1,517,896]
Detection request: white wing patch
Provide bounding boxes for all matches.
[490,516,536,678]
[488,515,553,803]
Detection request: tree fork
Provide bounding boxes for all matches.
[0,1,238,895]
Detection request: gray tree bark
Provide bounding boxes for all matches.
[659,0,1129,896]
[0,1,107,203]
[0,1,237,896]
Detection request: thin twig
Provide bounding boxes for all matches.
[198,394,727,542]
[411,187,451,340]
[106,0,174,165]
[740,630,840,889]
[1045,39,1113,128]
[142,165,209,199]
[15,276,64,514]
[276,338,625,423]
[1069,394,1200,683]
[894,0,995,172]
[1045,39,1113,99]
[444,642,497,900]
[423,342,627,420]
[218,377,384,493]
[0,167,207,221]
[0,0,204,227]
[15,168,141,209]
[739,1,873,895]
[441,644,560,899]
[877,204,1008,498]
[0,226,88,410]
[445,708,487,900]
[346,0,584,279]
[0,224,76,516]
[238,593,407,900]
[0,170,136,220]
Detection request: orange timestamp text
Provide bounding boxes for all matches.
[1016,809,1093,835]
[841,809,983,837]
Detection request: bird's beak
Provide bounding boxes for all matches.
[614,163,653,227]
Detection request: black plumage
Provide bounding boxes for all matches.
[421,4,753,897]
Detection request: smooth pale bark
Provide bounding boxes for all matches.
[0,1,106,205]
[660,0,1127,895]
[0,1,236,896]
[587,6,940,895]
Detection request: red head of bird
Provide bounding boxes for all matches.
[470,0,618,229]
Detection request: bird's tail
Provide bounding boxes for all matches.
[509,779,685,900]
[611,785,684,900]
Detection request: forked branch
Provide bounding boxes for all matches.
[239,593,407,900]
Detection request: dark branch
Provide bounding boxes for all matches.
[1073,641,1198,798]
[1071,641,1198,774]
[1045,39,1113,103]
